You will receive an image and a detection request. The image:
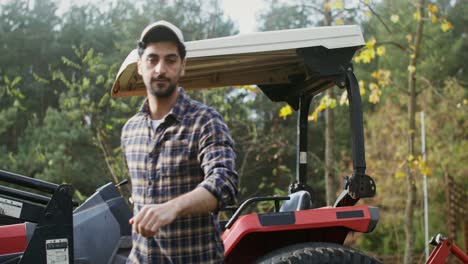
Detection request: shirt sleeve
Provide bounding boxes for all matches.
[120,124,131,183]
[197,112,239,210]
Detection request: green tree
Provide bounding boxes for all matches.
[0,0,62,150]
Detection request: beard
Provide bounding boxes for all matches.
[146,76,178,98]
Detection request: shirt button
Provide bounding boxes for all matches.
[148,181,152,186]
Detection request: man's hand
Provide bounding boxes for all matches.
[129,187,218,237]
[129,202,179,237]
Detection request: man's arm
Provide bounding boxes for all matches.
[197,111,239,209]
[130,187,217,237]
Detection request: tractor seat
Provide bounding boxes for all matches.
[279,191,312,212]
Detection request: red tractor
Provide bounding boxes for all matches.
[2,25,464,263]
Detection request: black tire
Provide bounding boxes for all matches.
[255,242,382,264]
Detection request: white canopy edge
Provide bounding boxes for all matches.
[185,25,364,58]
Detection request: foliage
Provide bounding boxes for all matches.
[353,0,467,259]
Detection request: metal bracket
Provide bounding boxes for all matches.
[348,173,376,199]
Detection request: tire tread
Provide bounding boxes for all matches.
[255,242,382,264]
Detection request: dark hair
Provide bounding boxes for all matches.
[137,27,186,59]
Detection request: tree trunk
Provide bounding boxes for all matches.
[323,0,336,205]
[404,0,425,263]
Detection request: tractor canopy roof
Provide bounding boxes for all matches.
[111,25,364,103]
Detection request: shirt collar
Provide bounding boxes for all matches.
[138,87,189,123]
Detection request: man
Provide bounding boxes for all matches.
[121,21,238,263]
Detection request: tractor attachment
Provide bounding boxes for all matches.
[0,170,132,264]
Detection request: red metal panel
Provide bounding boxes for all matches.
[0,223,27,255]
[426,237,468,264]
[222,205,374,261]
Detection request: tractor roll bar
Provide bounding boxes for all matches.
[344,66,366,174]
[258,46,376,205]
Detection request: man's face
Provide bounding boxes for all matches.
[138,42,186,98]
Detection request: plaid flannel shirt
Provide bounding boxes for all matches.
[122,88,238,264]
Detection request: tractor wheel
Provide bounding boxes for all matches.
[255,242,382,264]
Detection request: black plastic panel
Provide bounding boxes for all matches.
[258,212,296,226]
[336,210,364,219]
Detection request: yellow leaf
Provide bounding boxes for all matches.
[430,14,438,23]
[395,172,406,178]
[390,14,399,23]
[359,80,365,89]
[354,54,362,64]
[407,154,415,162]
[406,34,413,43]
[369,93,379,104]
[323,2,331,12]
[422,166,432,176]
[317,102,327,112]
[360,49,376,63]
[463,99,467,105]
[335,18,344,25]
[369,82,379,90]
[279,105,293,119]
[363,0,369,4]
[413,11,421,21]
[360,86,366,96]
[382,70,392,78]
[328,98,337,109]
[378,79,387,86]
[408,65,416,73]
[376,46,386,56]
[418,155,424,164]
[421,166,432,176]
[374,69,391,86]
[428,4,439,14]
[382,69,391,79]
[359,80,366,96]
[365,11,372,17]
[365,37,376,49]
[441,19,453,32]
[368,82,381,104]
[339,90,349,106]
[417,157,432,176]
[410,53,416,59]
[309,110,319,121]
[331,0,344,10]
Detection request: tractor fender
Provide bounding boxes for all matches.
[222,205,378,263]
